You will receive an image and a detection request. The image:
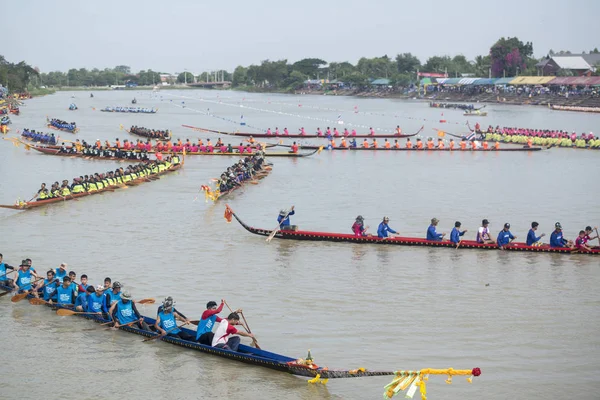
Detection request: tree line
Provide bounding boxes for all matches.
[0,55,39,92]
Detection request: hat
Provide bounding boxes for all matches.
[113,281,122,289]
[504,223,510,229]
[59,263,67,268]
[20,260,28,267]
[431,218,439,224]
[96,285,104,291]
[383,216,390,221]
[279,209,287,216]
[482,219,490,225]
[555,222,562,229]
[120,291,132,300]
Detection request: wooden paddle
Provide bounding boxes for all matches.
[29,297,54,305]
[10,277,45,302]
[0,289,15,298]
[266,206,294,243]
[136,298,155,304]
[142,323,189,342]
[224,301,261,349]
[56,308,93,316]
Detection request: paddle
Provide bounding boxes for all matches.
[266,206,294,243]
[224,301,261,349]
[136,298,155,304]
[142,323,189,342]
[56,308,94,316]
[10,277,45,302]
[0,268,15,280]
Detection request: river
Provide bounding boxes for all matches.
[1,89,599,400]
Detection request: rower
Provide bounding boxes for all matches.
[426,138,434,149]
[550,222,573,248]
[0,253,15,287]
[362,139,369,148]
[437,138,445,149]
[340,137,348,148]
[426,218,446,241]
[477,219,494,244]
[395,125,402,135]
[299,127,306,135]
[212,312,255,352]
[369,127,375,136]
[75,286,95,311]
[291,142,299,153]
[105,281,122,308]
[37,183,49,201]
[497,223,516,250]
[349,138,357,148]
[154,297,193,340]
[109,291,151,330]
[55,263,68,281]
[88,285,109,317]
[584,226,598,245]
[460,138,467,150]
[377,216,398,238]
[575,230,594,252]
[405,138,413,149]
[352,215,369,236]
[526,222,545,246]
[56,276,76,306]
[450,221,467,244]
[68,271,79,293]
[394,139,400,149]
[384,139,390,149]
[277,206,295,230]
[283,128,289,136]
[449,139,455,150]
[34,270,58,301]
[416,138,423,149]
[371,139,378,148]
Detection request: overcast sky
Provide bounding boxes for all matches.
[5,0,599,74]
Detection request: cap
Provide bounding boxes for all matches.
[504,223,510,229]
[555,222,562,229]
[112,281,122,289]
[482,219,490,225]
[120,291,132,300]
[383,216,390,221]
[96,285,104,291]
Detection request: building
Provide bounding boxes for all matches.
[536,54,600,76]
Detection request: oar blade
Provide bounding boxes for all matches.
[56,308,77,316]
[11,292,29,302]
[29,297,47,305]
[137,298,155,304]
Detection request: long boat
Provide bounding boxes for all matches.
[26,144,320,158]
[101,107,157,113]
[274,144,542,152]
[0,283,481,399]
[226,206,599,256]
[47,124,78,134]
[203,167,272,202]
[28,144,139,162]
[0,164,181,210]
[126,128,171,141]
[182,125,423,139]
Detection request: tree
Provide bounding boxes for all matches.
[328,62,355,79]
[114,65,131,74]
[343,72,369,88]
[138,70,161,86]
[177,72,194,83]
[232,66,248,87]
[395,53,421,74]
[283,70,306,90]
[422,55,453,74]
[356,56,394,78]
[489,37,533,77]
[292,58,326,78]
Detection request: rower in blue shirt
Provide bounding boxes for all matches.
[0,253,15,287]
[34,270,59,301]
[55,263,68,281]
[349,138,358,148]
[549,222,573,248]
[497,223,517,249]
[377,216,398,238]
[426,218,446,241]
[450,221,468,244]
[109,291,150,330]
[88,285,109,317]
[526,222,546,246]
[277,206,295,229]
[13,261,38,292]
[55,276,76,306]
[75,286,95,311]
[154,297,193,340]
[104,281,122,309]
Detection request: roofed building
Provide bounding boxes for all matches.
[536,54,600,76]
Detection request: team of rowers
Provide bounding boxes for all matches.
[33,158,180,201]
[262,126,404,136]
[478,124,597,141]
[129,125,171,140]
[318,136,501,150]
[101,106,157,113]
[216,152,267,193]
[56,137,265,154]
[0,256,254,350]
[48,118,77,131]
[21,129,57,145]
[58,139,152,161]
[351,217,599,251]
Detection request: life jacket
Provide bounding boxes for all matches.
[384,142,391,149]
[406,141,413,149]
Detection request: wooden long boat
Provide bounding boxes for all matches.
[463,111,487,117]
[0,282,481,399]
[27,144,319,158]
[182,125,423,139]
[226,206,600,256]
[0,164,181,210]
[126,128,171,141]
[204,167,272,202]
[29,144,145,162]
[47,124,78,134]
[275,144,542,152]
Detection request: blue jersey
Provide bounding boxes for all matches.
[277,210,295,226]
[88,293,107,314]
[550,231,566,248]
[196,314,218,340]
[105,291,121,308]
[426,225,443,241]
[74,292,89,310]
[55,269,67,281]
[450,227,465,244]
[43,279,59,301]
[497,230,515,247]
[526,229,542,246]
[0,262,13,283]
[377,222,397,238]
[16,269,33,291]
[157,311,180,334]
[114,300,137,324]
[56,285,75,305]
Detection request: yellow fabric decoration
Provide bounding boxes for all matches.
[383,368,478,400]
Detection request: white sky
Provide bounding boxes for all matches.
[5,0,599,74]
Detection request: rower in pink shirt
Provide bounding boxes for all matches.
[275,127,280,135]
[190,144,199,152]
[207,144,214,153]
[571,132,577,141]
[333,127,340,136]
[266,128,272,136]
[199,144,207,152]
[369,127,375,136]
[145,142,152,151]
[237,143,245,153]
[245,145,253,153]
[299,127,306,135]
[343,128,349,136]
[351,129,357,136]
[283,127,289,135]
[326,127,331,136]
[316,128,323,136]
[219,145,227,153]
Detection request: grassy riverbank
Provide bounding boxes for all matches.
[28,87,56,97]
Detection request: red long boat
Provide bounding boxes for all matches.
[183,125,423,139]
[226,206,599,256]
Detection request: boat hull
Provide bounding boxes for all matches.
[283,145,542,152]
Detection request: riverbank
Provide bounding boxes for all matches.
[28,87,56,97]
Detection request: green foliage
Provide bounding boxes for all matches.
[328,62,355,79]
[232,66,248,86]
[177,72,194,83]
[291,58,326,78]
[395,53,421,74]
[356,55,394,78]
[0,55,39,92]
[283,70,306,90]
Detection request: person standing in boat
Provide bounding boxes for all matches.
[476,219,495,244]
[352,215,369,236]
[154,297,194,340]
[377,217,398,238]
[526,222,545,246]
[450,221,467,244]
[277,206,295,230]
[109,291,151,330]
[426,218,446,241]
[212,312,255,352]
[497,223,516,250]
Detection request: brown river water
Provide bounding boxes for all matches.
[1,90,599,400]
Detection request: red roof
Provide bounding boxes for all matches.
[549,76,600,85]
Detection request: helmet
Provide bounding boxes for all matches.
[163,296,174,309]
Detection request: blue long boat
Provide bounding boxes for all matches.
[0,283,480,398]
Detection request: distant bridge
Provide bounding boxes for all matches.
[187,81,232,89]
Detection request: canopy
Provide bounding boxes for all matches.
[547,76,600,85]
[472,78,497,85]
[494,77,516,85]
[420,78,433,85]
[371,78,391,85]
[437,78,461,85]
[509,76,555,85]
